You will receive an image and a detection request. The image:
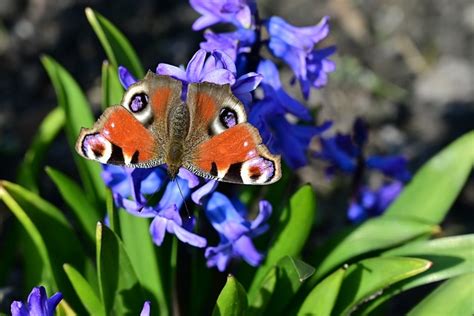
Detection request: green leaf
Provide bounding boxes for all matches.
[408,273,474,316]
[308,217,436,286]
[247,267,277,316]
[41,55,105,207]
[263,256,315,315]
[17,107,65,192]
[298,268,345,316]
[0,184,54,288]
[384,131,474,224]
[96,222,144,315]
[119,211,168,315]
[358,235,474,314]
[85,8,144,78]
[46,167,100,244]
[63,264,103,315]
[332,257,432,315]
[212,275,248,316]
[0,181,89,312]
[101,61,123,109]
[248,185,316,299]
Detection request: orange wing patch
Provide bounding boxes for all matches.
[193,123,281,184]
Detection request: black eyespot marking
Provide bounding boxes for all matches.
[109,143,125,164]
[129,92,149,113]
[219,108,238,128]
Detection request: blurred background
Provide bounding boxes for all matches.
[0,0,473,313]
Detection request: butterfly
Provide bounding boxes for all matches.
[75,72,281,185]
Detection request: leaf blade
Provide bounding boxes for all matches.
[212,275,248,316]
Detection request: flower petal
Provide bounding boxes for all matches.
[155,64,187,80]
[191,180,218,205]
[150,216,167,246]
[168,221,207,247]
[140,301,151,316]
[186,49,208,82]
[118,66,137,89]
[233,235,263,266]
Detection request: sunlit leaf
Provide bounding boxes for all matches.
[384,131,474,224]
[212,275,248,316]
[63,264,103,315]
[308,217,436,286]
[119,212,169,315]
[17,107,65,192]
[359,235,474,313]
[248,185,316,299]
[101,61,123,109]
[85,8,144,78]
[298,268,345,316]
[408,273,474,316]
[263,256,315,315]
[46,167,100,244]
[41,55,105,207]
[332,257,431,315]
[96,222,144,315]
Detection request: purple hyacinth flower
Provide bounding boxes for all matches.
[249,93,332,169]
[118,66,137,89]
[348,181,403,223]
[203,192,271,271]
[156,49,262,103]
[314,118,411,181]
[265,16,335,98]
[299,46,337,99]
[366,155,412,182]
[200,28,256,62]
[190,0,254,30]
[11,286,63,316]
[115,170,206,247]
[140,301,151,316]
[257,59,312,121]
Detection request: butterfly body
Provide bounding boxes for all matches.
[76,72,281,185]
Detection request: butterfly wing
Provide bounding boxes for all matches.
[75,72,182,167]
[184,82,281,185]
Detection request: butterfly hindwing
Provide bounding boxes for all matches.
[184,82,281,184]
[75,72,182,167]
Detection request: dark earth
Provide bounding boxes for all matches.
[0,0,473,314]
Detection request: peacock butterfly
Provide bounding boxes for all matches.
[75,71,281,185]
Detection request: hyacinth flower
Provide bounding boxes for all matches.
[249,59,332,169]
[348,181,404,223]
[265,15,336,99]
[314,118,412,182]
[11,286,63,316]
[103,165,207,248]
[140,301,151,316]
[198,191,272,271]
[190,0,255,31]
[156,49,262,104]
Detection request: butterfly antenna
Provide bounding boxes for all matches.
[175,179,191,219]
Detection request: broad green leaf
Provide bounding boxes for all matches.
[248,185,316,299]
[212,275,248,316]
[298,268,345,316]
[46,167,100,244]
[358,235,474,314]
[408,273,474,316]
[0,184,54,288]
[119,211,168,316]
[63,264,103,315]
[85,8,144,78]
[17,107,65,192]
[0,181,89,312]
[332,257,431,315]
[101,61,123,109]
[308,217,436,286]
[263,256,315,315]
[41,56,105,206]
[384,131,474,224]
[96,222,144,315]
[247,267,277,316]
